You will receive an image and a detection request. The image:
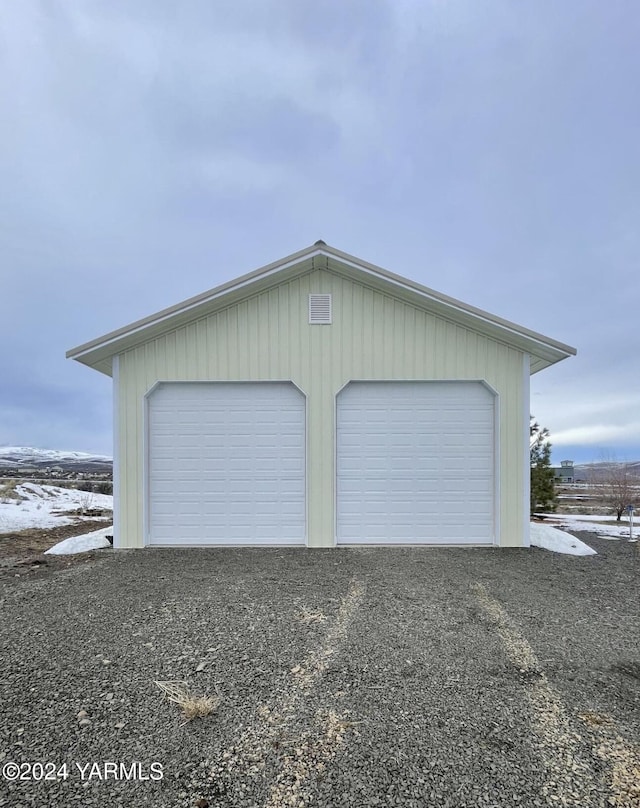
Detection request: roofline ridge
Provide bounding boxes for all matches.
[67,243,576,367]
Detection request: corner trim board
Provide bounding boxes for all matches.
[111,355,121,549]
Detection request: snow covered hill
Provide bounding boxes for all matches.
[573,460,640,481]
[0,446,112,473]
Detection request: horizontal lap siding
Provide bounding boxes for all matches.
[116,265,526,548]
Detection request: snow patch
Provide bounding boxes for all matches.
[530,522,597,556]
[45,527,113,555]
[541,512,635,539]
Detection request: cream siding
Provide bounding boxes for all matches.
[116,268,527,549]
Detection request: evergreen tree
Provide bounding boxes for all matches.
[530,417,556,514]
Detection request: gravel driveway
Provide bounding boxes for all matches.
[0,536,638,808]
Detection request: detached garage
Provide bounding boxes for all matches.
[67,242,575,549]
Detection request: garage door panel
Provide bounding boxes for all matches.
[148,383,305,545]
[336,382,495,545]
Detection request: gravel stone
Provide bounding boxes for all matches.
[0,535,637,807]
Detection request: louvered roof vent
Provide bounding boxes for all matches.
[309,294,332,324]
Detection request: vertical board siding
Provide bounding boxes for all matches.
[117,269,527,548]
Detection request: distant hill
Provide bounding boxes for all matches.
[572,461,640,482]
[0,446,112,475]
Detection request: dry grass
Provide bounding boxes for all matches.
[210,577,366,800]
[579,711,613,728]
[475,583,640,807]
[0,479,25,503]
[264,710,360,808]
[473,583,597,806]
[297,607,327,625]
[155,680,220,722]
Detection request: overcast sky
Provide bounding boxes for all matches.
[1,1,638,464]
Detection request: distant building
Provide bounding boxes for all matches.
[553,460,575,484]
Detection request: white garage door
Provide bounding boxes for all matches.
[147,383,305,545]
[336,382,495,544]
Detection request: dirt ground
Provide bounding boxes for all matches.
[0,519,113,577]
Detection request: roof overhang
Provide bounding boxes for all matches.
[67,242,576,377]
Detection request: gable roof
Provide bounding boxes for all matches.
[67,241,576,376]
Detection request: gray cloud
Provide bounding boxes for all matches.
[0,0,638,459]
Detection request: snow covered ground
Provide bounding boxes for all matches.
[0,483,113,533]
[531,511,639,556]
[541,512,637,540]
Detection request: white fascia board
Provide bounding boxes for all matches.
[67,247,324,361]
[522,354,531,547]
[321,248,576,361]
[111,355,121,549]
